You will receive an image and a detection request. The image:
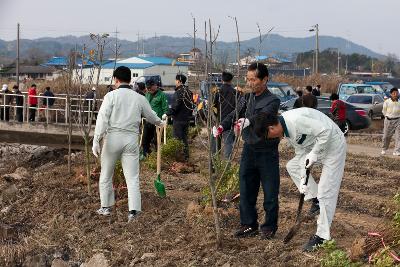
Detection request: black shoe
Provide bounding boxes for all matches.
[309,198,320,217]
[234,225,259,238]
[303,235,325,252]
[260,228,276,240]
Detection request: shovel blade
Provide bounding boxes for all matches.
[154,174,166,197]
[283,223,300,243]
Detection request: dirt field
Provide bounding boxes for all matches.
[0,129,399,266]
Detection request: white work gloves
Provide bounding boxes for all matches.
[305,152,318,169]
[161,114,167,120]
[213,125,224,138]
[92,139,101,158]
[234,118,250,136]
[299,173,309,194]
[159,120,167,127]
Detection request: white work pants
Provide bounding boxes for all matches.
[286,139,347,240]
[99,132,141,211]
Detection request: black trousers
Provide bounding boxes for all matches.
[0,107,10,121]
[173,120,189,160]
[16,107,23,122]
[239,144,280,231]
[29,104,37,122]
[142,122,156,156]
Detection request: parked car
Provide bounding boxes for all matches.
[337,83,384,101]
[365,81,394,98]
[280,97,371,134]
[316,97,371,134]
[267,82,298,104]
[346,94,385,119]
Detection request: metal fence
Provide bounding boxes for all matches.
[0,92,103,125]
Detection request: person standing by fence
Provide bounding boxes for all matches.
[13,85,24,122]
[28,84,38,122]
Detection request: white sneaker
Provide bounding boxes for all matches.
[381,150,386,155]
[97,207,111,216]
[393,151,400,156]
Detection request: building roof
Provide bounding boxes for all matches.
[102,56,188,69]
[3,65,57,74]
[43,56,104,67]
[101,62,154,69]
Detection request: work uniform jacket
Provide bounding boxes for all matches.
[94,84,161,142]
[280,107,344,160]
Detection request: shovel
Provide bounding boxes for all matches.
[283,160,311,244]
[154,126,166,197]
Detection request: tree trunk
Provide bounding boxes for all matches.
[84,136,91,195]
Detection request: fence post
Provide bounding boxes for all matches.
[46,98,49,124]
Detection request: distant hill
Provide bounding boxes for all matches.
[0,33,383,66]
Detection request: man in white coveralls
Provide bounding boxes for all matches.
[92,66,166,222]
[254,107,346,252]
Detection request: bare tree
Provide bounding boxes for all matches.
[256,23,274,57]
[72,33,109,195]
[204,19,222,247]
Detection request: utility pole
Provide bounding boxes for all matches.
[154,32,157,56]
[16,23,20,87]
[136,32,140,55]
[309,24,319,74]
[337,48,340,75]
[193,15,197,61]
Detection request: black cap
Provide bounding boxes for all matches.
[146,79,156,87]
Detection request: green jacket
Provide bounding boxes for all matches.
[145,89,169,119]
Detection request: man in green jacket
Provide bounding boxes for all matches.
[142,79,169,156]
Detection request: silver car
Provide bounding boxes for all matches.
[346,94,385,119]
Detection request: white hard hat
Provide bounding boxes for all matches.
[92,87,96,91]
[2,84,8,91]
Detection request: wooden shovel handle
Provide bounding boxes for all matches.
[156,126,163,175]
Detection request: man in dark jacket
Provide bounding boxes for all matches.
[302,85,318,109]
[42,87,55,107]
[166,74,193,161]
[312,84,321,96]
[213,63,281,239]
[13,85,24,122]
[213,71,238,159]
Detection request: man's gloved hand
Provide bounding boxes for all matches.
[234,118,250,135]
[161,114,167,120]
[212,125,223,138]
[299,175,309,194]
[92,139,101,158]
[305,152,318,168]
[159,120,167,128]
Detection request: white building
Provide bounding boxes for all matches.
[78,56,189,86]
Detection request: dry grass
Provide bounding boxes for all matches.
[272,73,349,94]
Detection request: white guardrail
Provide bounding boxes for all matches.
[0,92,103,124]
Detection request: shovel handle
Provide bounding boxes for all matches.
[156,126,163,176]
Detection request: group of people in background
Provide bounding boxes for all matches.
[0,83,55,122]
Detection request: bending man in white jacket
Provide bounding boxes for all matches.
[254,107,346,252]
[92,66,165,222]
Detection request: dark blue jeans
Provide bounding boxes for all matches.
[239,144,280,231]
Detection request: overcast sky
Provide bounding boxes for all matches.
[1,0,399,56]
